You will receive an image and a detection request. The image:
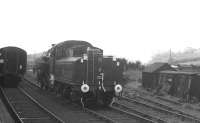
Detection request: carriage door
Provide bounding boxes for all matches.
[0,49,4,74]
[6,48,19,74]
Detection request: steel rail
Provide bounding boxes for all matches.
[1,86,64,123]
[121,96,200,123]
[24,77,156,123]
[0,87,23,123]
[23,77,118,123]
[18,87,65,123]
[112,102,166,123]
[124,93,200,121]
[110,106,156,123]
[156,96,182,105]
[83,107,116,123]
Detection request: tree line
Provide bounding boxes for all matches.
[117,58,144,71]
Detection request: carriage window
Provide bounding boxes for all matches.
[69,49,73,57]
[58,48,62,58]
[62,47,65,57]
[73,47,85,57]
[56,48,60,59]
[61,48,64,57]
[65,50,69,57]
[56,49,58,58]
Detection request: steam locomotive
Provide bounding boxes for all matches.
[35,40,123,107]
[0,46,27,87]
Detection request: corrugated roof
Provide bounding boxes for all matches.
[160,70,198,75]
[143,62,169,73]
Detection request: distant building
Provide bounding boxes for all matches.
[142,62,175,89]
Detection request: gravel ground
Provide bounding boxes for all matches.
[27,70,200,121]
[116,99,183,123]
[22,72,106,123]
[124,82,200,119]
[0,98,15,123]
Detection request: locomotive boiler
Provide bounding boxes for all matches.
[0,46,27,87]
[35,40,123,107]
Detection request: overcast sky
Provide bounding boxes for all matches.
[0,0,200,63]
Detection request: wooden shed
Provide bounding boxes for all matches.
[142,62,175,89]
[158,70,200,101]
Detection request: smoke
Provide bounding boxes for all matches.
[149,47,200,64]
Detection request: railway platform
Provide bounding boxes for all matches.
[0,98,14,123]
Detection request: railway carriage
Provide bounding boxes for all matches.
[35,40,123,107]
[0,46,27,87]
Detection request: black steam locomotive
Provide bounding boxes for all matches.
[0,46,27,87]
[35,40,123,107]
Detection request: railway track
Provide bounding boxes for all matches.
[118,96,200,123]
[155,96,182,106]
[126,94,184,114]
[23,75,200,123]
[124,87,200,120]
[84,105,155,123]
[112,102,165,123]
[23,77,156,123]
[125,87,182,106]
[0,87,64,123]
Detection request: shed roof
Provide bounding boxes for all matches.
[143,62,171,73]
[160,70,198,75]
[177,64,200,73]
